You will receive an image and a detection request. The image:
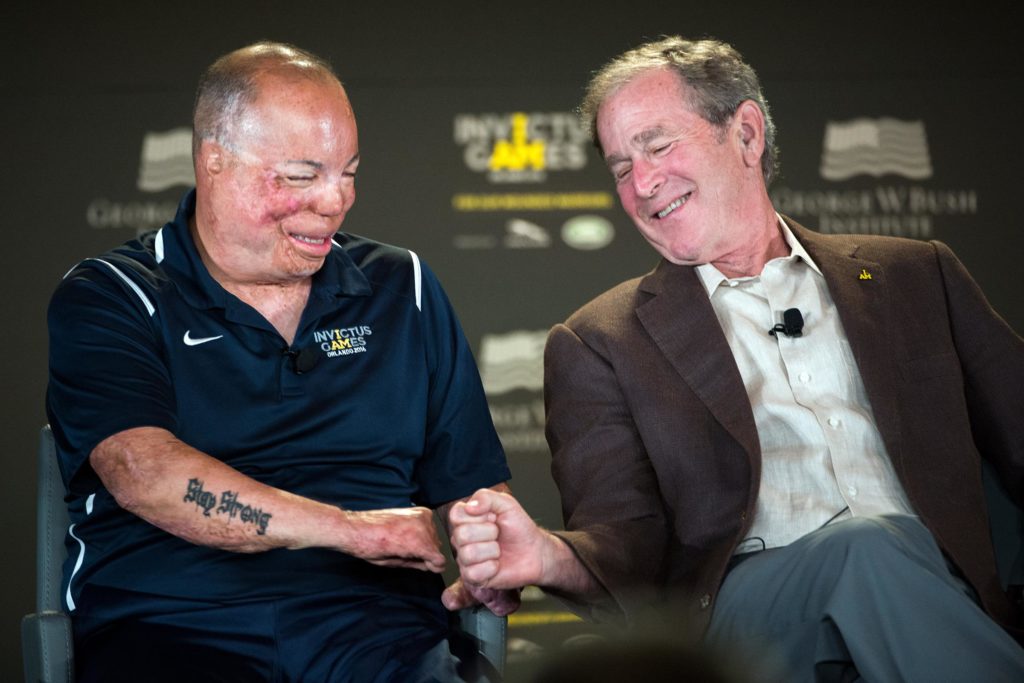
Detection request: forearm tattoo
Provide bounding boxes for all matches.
[183,478,272,535]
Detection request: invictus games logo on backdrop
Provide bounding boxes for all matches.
[771,116,977,239]
[449,110,616,251]
[87,127,194,234]
[453,112,589,183]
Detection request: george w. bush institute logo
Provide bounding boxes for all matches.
[137,128,195,192]
[820,118,932,181]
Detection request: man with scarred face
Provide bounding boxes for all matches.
[47,42,515,681]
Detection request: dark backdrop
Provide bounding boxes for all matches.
[3,2,1021,678]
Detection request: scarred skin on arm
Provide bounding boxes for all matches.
[91,426,446,571]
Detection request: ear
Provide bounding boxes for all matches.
[197,139,226,178]
[733,100,766,170]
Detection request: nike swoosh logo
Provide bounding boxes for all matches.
[183,330,224,347]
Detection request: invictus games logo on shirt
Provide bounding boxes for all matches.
[314,324,372,358]
[453,112,588,183]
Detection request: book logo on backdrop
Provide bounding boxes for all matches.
[451,111,616,251]
[86,128,194,234]
[478,330,548,453]
[770,117,978,239]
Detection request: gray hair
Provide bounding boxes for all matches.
[579,36,779,185]
[192,41,339,158]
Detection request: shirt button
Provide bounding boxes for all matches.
[798,372,810,383]
[828,417,841,428]
[847,485,858,497]
[699,594,711,609]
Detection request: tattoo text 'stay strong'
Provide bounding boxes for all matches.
[183,478,272,535]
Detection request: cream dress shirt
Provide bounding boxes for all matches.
[696,217,916,553]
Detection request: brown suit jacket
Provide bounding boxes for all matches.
[544,219,1024,639]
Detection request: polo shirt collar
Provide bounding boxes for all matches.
[695,213,823,297]
[155,190,372,316]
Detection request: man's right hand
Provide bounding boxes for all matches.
[339,507,447,573]
[446,489,548,590]
[444,488,602,610]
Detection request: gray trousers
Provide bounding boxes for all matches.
[706,514,1024,682]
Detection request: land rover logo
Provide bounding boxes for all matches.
[561,215,614,250]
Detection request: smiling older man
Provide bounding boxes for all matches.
[446,36,1024,681]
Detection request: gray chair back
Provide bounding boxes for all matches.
[21,425,75,682]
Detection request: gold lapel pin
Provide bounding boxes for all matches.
[858,269,873,280]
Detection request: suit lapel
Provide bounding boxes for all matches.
[632,222,904,470]
[793,223,903,466]
[635,261,761,460]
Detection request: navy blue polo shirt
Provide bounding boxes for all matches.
[47,190,509,614]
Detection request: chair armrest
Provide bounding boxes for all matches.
[21,611,74,683]
[457,604,507,674]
